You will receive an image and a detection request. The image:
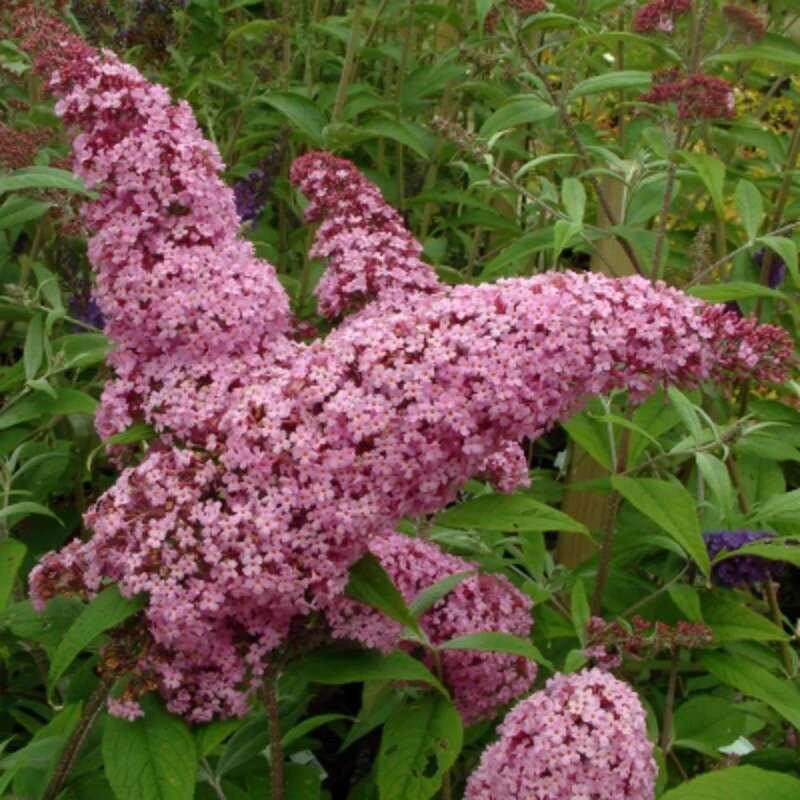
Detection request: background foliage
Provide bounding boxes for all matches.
[1,0,800,798]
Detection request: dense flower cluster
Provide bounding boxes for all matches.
[324,530,535,723]
[18,4,795,722]
[464,668,657,799]
[722,4,766,42]
[641,71,736,120]
[0,121,53,169]
[291,152,441,319]
[704,530,787,587]
[632,0,691,34]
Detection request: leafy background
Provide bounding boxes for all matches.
[1,1,800,798]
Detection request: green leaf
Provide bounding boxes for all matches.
[260,92,326,146]
[755,488,800,524]
[714,541,800,567]
[103,694,197,800]
[0,501,61,525]
[673,696,748,752]
[695,452,734,516]
[0,195,52,230]
[667,387,703,444]
[0,538,26,612]
[611,476,709,574]
[571,580,590,642]
[757,235,798,285]
[707,42,800,68]
[680,152,726,219]
[568,70,652,99]
[226,19,280,41]
[345,552,420,635]
[32,263,65,312]
[408,571,475,619]
[106,421,156,446]
[687,281,783,303]
[48,584,146,695]
[281,713,351,750]
[438,632,548,668]
[479,97,556,137]
[563,409,613,471]
[660,766,800,800]
[0,387,98,430]
[2,597,84,655]
[376,693,462,800]
[701,594,788,642]
[435,493,588,535]
[0,166,92,196]
[23,312,44,382]
[552,219,581,260]
[734,180,763,242]
[361,118,433,160]
[698,651,800,729]
[287,649,447,696]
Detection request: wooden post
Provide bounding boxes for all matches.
[556,176,636,568]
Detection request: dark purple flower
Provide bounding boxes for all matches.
[704,529,786,587]
[69,294,106,330]
[753,249,787,290]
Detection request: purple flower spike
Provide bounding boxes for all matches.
[704,529,786,587]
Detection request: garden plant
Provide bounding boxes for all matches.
[1,1,800,799]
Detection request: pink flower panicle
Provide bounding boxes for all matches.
[632,0,691,34]
[290,151,441,319]
[722,5,766,42]
[464,668,657,800]
[323,530,535,724]
[18,4,796,723]
[13,3,291,442]
[641,72,736,120]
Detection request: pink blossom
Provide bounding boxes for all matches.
[464,668,657,800]
[324,530,535,724]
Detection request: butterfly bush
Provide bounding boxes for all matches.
[324,530,535,724]
[20,5,795,721]
[464,668,657,800]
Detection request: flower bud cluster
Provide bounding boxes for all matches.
[704,529,787,587]
[584,616,713,668]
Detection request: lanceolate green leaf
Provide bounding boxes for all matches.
[680,152,726,219]
[734,180,763,242]
[568,70,652,99]
[439,631,551,669]
[479,98,556,137]
[757,235,798,284]
[0,166,92,196]
[287,649,447,696]
[345,552,421,635]
[260,92,326,146]
[611,476,709,574]
[376,693,463,800]
[698,651,800,729]
[435,493,588,535]
[660,766,800,800]
[0,195,53,230]
[47,584,146,695]
[0,538,26,612]
[103,694,197,800]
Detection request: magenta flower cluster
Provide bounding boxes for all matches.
[23,10,794,723]
[632,0,690,34]
[325,530,536,724]
[464,668,657,800]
